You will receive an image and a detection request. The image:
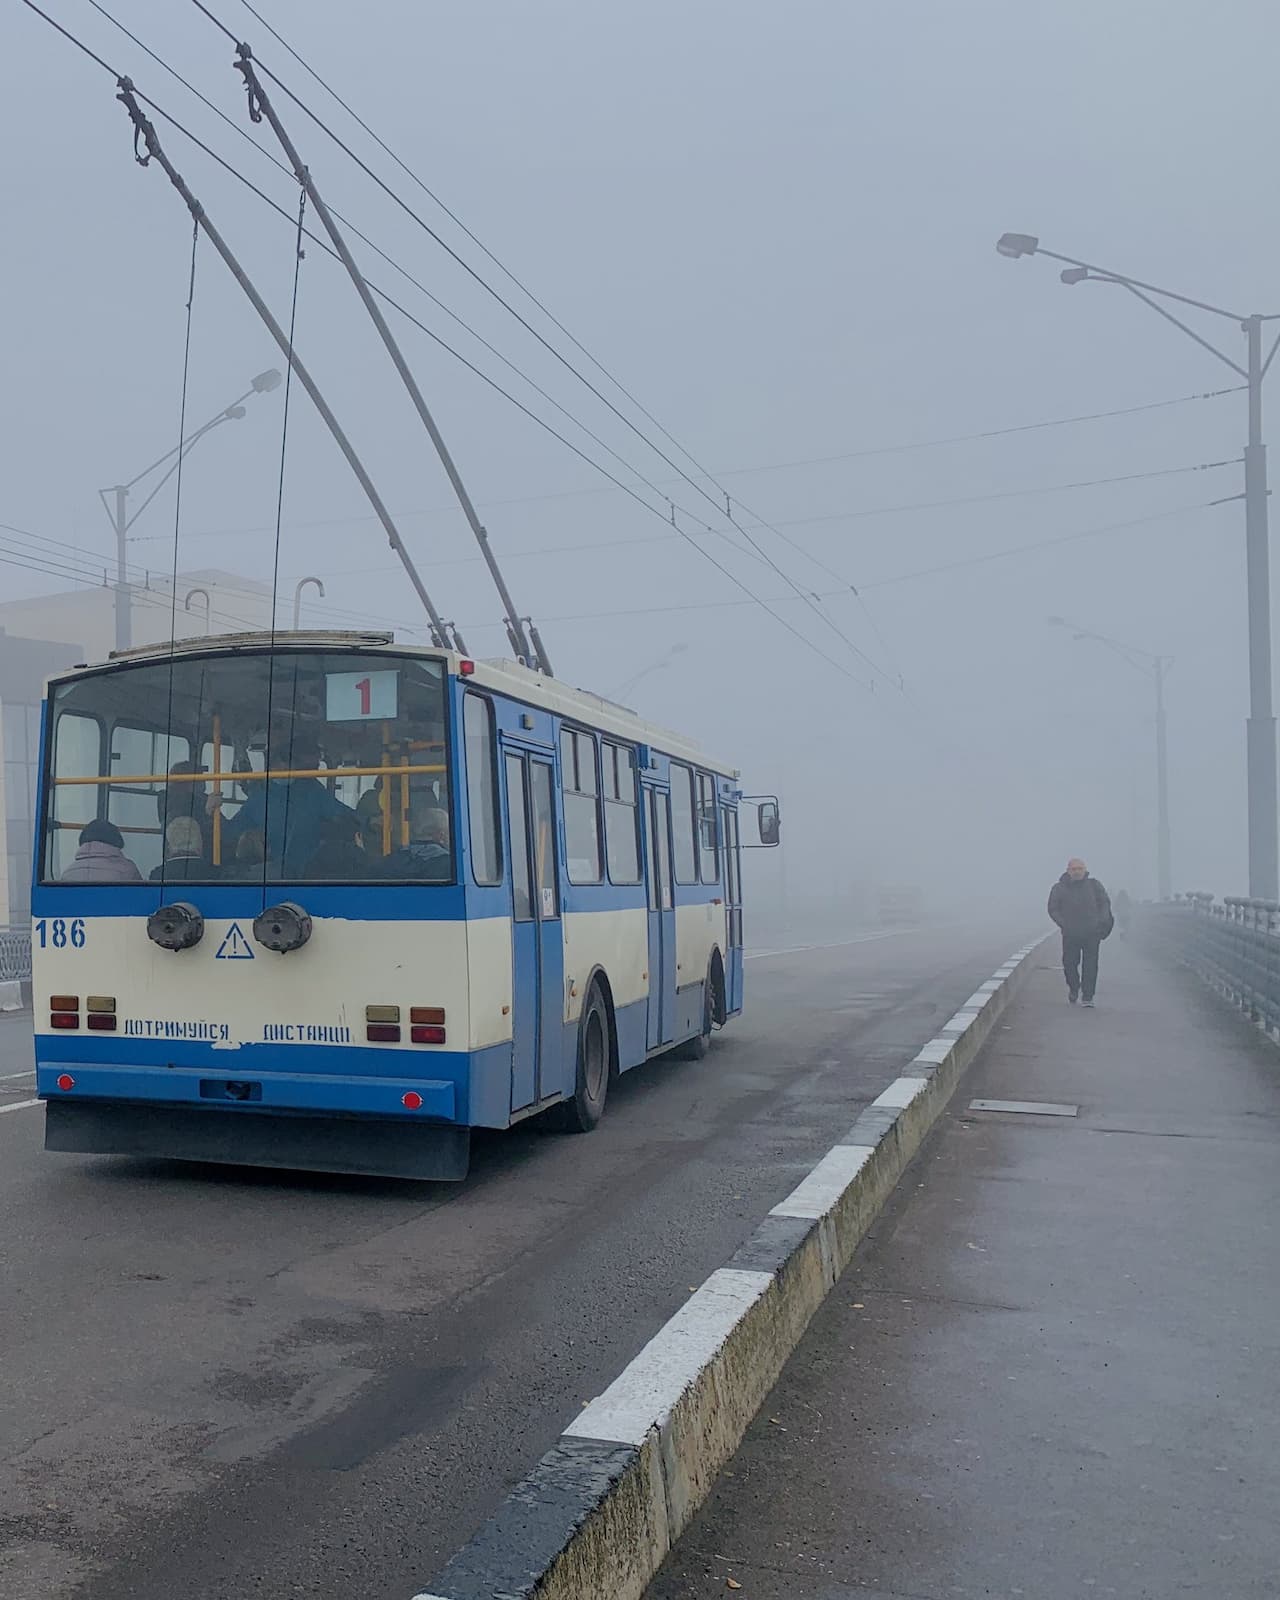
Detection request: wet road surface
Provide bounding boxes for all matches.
[0,925,1022,1600]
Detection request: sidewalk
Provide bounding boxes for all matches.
[647,943,1280,1600]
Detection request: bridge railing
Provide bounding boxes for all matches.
[0,925,32,985]
[1145,892,1280,1035]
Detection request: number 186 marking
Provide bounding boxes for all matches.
[35,918,87,950]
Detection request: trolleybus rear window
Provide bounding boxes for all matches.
[42,651,451,885]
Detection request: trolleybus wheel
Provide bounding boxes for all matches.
[557,982,611,1133]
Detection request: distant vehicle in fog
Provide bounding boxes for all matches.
[877,885,923,926]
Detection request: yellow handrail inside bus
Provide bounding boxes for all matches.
[212,712,223,867]
[54,763,446,784]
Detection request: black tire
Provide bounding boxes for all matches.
[673,977,713,1062]
[557,982,611,1133]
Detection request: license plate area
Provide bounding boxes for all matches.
[199,1079,263,1103]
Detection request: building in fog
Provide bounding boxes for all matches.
[0,571,272,925]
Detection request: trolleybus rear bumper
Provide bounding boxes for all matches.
[44,1100,471,1181]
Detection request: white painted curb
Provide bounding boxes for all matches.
[414,937,1046,1600]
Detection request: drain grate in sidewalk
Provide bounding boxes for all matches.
[968,1099,1079,1117]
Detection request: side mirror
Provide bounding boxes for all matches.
[739,794,781,848]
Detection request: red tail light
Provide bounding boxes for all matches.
[56,1074,75,1091]
[411,1025,446,1045]
[366,1023,401,1043]
[87,1014,118,1031]
[401,1091,423,1110]
[50,1012,79,1030]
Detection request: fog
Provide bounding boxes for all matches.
[4,0,1277,933]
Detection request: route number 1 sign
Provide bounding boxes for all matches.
[326,669,398,721]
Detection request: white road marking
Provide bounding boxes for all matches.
[0,1099,40,1116]
[564,1267,773,1447]
[0,1069,35,1081]
[770,1144,876,1220]
[871,1075,928,1111]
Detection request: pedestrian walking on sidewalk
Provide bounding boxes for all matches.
[1048,858,1113,1007]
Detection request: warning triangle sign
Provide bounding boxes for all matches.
[215,922,255,960]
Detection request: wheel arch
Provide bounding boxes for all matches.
[708,944,727,1027]
[579,964,619,1076]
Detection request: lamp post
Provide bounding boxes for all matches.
[292,576,326,631]
[998,233,1280,900]
[99,368,282,654]
[1049,615,1172,899]
[183,587,212,636]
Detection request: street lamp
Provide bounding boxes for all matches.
[1000,234,1280,900]
[1049,615,1172,899]
[98,368,282,654]
[292,575,325,630]
[184,586,212,636]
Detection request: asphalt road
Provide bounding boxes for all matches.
[0,922,1024,1600]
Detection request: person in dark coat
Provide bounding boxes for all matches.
[1048,858,1113,1006]
[59,819,144,884]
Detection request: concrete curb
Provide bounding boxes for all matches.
[413,938,1046,1600]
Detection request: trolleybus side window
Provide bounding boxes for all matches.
[530,759,559,917]
[561,727,602,884]
[464,693,501,886]
[724,806,742,946]
[505,754,533,921]
[697,771,719,884]
[670,762,697,884]
[602,740,640,884]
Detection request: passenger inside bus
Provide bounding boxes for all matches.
[156,760,206,834]
[377,791,451,880]
[59,819,144,884]
[209,723,358,878]
[231,829,270,875]
[148,816,206,881]
[304,813,370,880]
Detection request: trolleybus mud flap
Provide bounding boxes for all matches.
[43,1102,471,1182]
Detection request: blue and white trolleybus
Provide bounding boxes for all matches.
[31,632,777,1179]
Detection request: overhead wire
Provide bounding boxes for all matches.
[83,0,762,579]
[158,217,201,898]
[183,1,898,680]
[259,182,309,902]
[750,458,1237,533]
[203,1,1237,689]
[28,0,769,598]
[228,0,716,467]
[15,0,1218,690]
[714,387,1246,477]
[188,496,1231,640]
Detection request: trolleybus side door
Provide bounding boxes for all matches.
[504,751,564,1114]
[645,785,676,1049]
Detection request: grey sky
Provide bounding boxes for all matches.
[3,0,1278,904]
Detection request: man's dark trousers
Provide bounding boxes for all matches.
[1062,932,1100,1000]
